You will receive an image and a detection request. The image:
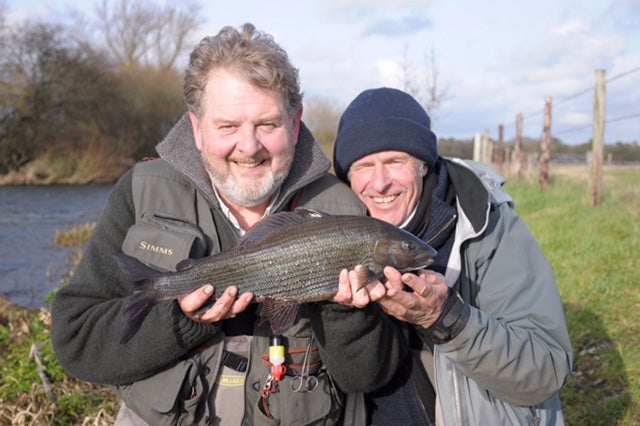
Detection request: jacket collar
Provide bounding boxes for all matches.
[155,113,331,211]
[445,158,491,235]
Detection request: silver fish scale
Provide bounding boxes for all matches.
[152,215,410,302]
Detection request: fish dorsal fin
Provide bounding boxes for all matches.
[238,208,328,246]
[176,258,198,271]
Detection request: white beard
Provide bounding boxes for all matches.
[203,153,292,208]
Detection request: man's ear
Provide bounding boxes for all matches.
[189,111,203,151]
[292,106,303,144]
[421,163,428,177]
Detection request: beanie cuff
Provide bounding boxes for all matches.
[334,117,438,182]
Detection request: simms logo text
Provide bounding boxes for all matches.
[139,241,174,256]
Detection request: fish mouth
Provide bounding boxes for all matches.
[414,246,438,268]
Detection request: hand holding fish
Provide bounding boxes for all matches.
[377,267,449,329]
[179,285,254,322]
[332,266,388,308]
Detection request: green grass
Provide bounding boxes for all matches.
[1,164,638,424]
[506,165,640,425]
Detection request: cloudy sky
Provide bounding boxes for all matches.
[6,0,640,145]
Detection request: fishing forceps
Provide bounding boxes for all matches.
[290,335,319,393]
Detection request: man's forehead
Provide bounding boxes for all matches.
[354,151,416,163]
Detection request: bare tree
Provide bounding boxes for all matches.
[398,45,450,121]
[92,0,203,70]
[0,1,6,30]
[422,47,449,118]
[400,44,421,100]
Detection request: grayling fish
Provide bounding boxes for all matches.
[115,208,437,343]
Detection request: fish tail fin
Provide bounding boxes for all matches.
[113,252,163,344]
[120,282,158,344]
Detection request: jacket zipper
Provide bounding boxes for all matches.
[409,365,432,424]
[426,214,458,246]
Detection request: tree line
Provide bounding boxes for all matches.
[1,1,638,182]
[0,0,199,177]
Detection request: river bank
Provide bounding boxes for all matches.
[0,183,113,309]
[0,153,131,187]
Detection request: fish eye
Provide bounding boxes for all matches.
[402,241,415,251]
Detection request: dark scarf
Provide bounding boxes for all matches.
[404,158,457,275]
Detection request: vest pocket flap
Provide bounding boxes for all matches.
[122,222,199,272]
[117,359,203,415]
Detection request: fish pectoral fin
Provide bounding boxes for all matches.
[354,265,377,290]
[262,298,300,335]
[189,297,216,321]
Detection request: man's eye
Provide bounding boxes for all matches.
[352,164,373,172]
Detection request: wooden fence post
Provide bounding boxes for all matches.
[483,129,492,164]
[473,133,482,162]
[591,69,606,207]
[515,112,524,180]
[539,97,553,191]
[497,123,505,173]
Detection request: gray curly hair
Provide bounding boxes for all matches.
[184,22,303,119]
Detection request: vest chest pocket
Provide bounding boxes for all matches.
[122,210,207,272]
[252,368,344,426]
[247,328,345,426]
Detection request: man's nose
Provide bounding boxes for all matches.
[236,126,262,155]
[370,164,392,191]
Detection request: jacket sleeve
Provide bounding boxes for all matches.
[437,203,573,406]
[309,303,409,393]
[51,170,220,385]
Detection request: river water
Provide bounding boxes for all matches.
[0,184,113,309]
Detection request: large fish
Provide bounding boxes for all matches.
[115,208,437,343]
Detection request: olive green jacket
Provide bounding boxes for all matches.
[51,114,405,425]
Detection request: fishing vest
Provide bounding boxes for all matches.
[115,159,366,426]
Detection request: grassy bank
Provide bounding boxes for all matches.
[505,164,640,425]
[0,164,638,424]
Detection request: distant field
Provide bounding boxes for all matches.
[505,164,640,425]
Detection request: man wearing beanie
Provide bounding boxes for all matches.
[333,88,572,425]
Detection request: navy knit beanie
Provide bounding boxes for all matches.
[333,87,438,183]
